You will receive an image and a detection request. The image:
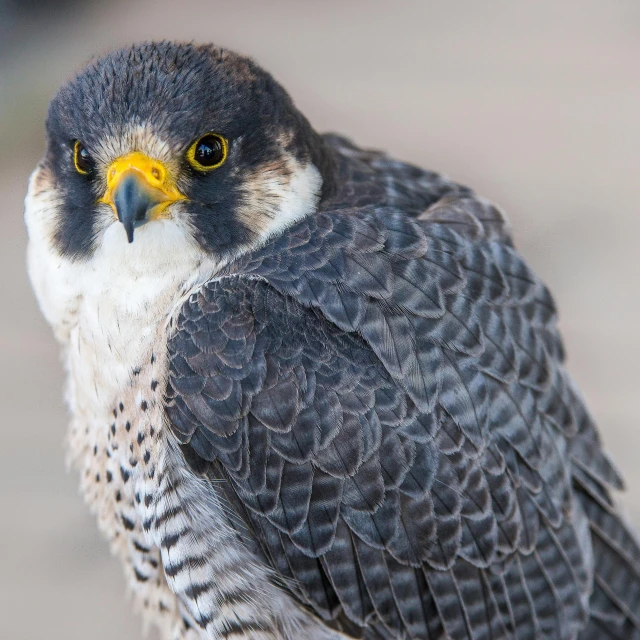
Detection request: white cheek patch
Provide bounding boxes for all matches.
[236,153,323,248]
[261,159,322,241]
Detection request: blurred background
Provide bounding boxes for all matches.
[1,1,639,638]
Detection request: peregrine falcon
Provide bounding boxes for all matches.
[25,42,640,640]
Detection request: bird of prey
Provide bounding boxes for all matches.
[25,41,640,640]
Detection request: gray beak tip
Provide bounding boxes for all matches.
[123,220,135,243]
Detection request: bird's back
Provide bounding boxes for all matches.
[167,138,640,639]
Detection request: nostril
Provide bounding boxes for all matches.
[151,167,161,181]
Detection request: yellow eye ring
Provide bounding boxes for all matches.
[186,133,228,172]
[73,140,94,175]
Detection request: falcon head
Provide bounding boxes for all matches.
[27,41,334,265]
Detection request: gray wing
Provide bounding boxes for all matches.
[166,196,640,639]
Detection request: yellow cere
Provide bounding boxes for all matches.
[98,152,186,219]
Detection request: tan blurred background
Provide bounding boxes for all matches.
[1,1,639,638]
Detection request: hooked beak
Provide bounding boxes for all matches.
[98,152,186,242]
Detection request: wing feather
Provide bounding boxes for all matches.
[164,154,639,638]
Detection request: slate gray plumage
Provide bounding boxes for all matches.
[166,135,640,639]
[26,42,640,640]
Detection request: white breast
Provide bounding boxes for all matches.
[24,167,345,639]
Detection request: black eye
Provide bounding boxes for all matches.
[74,140,95,175]
[187,133,228,171]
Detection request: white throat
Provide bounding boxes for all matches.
[25,171,219,421]
[24,142,322,423]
